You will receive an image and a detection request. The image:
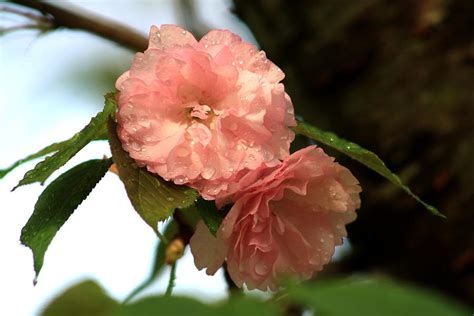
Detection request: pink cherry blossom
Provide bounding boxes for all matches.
[115,25,295,195]
[190,146,361,290]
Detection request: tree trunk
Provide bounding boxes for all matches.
[233,0,474,305]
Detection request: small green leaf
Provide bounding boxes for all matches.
[285,277,470,316]
[123,220,179,304]
[21,158,112,279]
[1,140,67,180]
[195,198,227,236]
[108,119,198,232]
[293,121,444,217]
[0,134,108,180]
[41,280,118,316]
[13,94,116,190]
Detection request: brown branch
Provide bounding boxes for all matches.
[9,0,148,51]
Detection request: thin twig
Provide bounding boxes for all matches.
[165,262,177,297]
[0,4,49,23]
[8,0,148,51]
[0,24,46,35]
[156,228,169,245]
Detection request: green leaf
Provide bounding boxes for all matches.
[123,220,179,304]
[123,294,279,316]
[21,158,112,279]
[12,93,116,190]
[0,135,109,180]
[42,279,279,316]
[293,121,444,217]
[122,296,212,316]
[41,280,119,316]
[195,198,227,236]
[285,277,470,316]
[108,119,199,232]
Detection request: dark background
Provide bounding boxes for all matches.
[232,0,474,306]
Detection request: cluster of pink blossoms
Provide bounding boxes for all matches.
[116,25,361,290]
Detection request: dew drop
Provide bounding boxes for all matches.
[202,166,215,179]
[263,150,274,161]
[167,196,175,202]
[174,176,188,185]
[130,142,142,152]
[176,147,190,157]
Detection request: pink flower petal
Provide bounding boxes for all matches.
[116,25,295,190]
[190,146,362,290]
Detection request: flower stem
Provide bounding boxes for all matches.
[165,262,177,297]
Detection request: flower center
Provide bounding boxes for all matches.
[185,101,213,120]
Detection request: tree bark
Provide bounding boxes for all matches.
[9,0,147,51]
[234,0,474,306]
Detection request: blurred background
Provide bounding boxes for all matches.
[0,0,473,315]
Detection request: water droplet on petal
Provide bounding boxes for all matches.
[202,166,215,179]
[174,176,188,185]
[176,147,190,157]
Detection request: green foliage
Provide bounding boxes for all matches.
[125,295,279,316]
[284,277,470,316]
[122,296,212,316]
[195,198,227,236]
[42,280,278,316]
[0,140,68,180]
[123,220,179,304]
[43,277,469,316]
[0,131,108,181]
[41,280,119,316]
[293,121,444,217]
[108,119,198,232]
[21,159,112,279]
[12,94,116,190]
